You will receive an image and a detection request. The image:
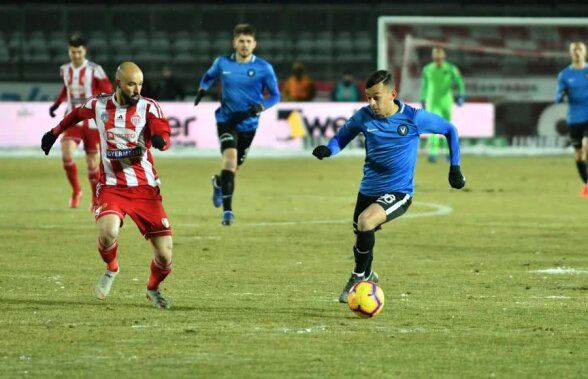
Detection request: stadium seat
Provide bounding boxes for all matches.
[172,31,193,54]
[314,31,334,62]
[0,44,10,64]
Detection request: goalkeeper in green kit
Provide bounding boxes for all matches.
[420,47,465,162]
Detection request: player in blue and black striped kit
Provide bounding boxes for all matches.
[194,23,280,225]
[312,70,466,303]
[555,41,588,197]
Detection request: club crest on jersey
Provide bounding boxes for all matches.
[100,112,109,123]
[247,69,256,77]
[131,114,142,126]
[397,124,409,136]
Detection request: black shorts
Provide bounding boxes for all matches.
[353,192,412,233]
[217,123,256,166]
[568,121,588,149]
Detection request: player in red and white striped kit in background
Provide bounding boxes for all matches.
[42,61,174,309]
[49,35,113,210]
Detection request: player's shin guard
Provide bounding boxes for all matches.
[147,259,172,291]
[354,230,375,276]
[98,240,119,272]
[576,160,588,183]
[88,167,100,204]
[220,170,235,211]
[63,160,81,192]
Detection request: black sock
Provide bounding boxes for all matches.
[220,170,235,211]
[364,254,374,279]
[353,230,375,275]
[577,161,588,183]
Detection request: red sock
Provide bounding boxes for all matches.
[147,259,172,290]
[88,167,100,203]
[63,160,81,192]
[98,240,119,272]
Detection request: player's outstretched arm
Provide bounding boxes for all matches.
[42,105,94,155]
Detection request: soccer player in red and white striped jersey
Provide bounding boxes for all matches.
[49,35,113,210]
[42,62,174,309]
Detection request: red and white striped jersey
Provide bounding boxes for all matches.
[54,59,113,128]
[53,94,171,188]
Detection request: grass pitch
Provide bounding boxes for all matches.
[1,154,587,378]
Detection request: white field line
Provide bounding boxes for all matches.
[31,201,452,230]
[530,267,588,274]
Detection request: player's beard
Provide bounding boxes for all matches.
[120,90,140,106]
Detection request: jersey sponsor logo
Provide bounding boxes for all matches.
[106,129,138,143]
[131,114,142,126]
[105,147,143,160]
[397,125,408,136]
[100,112,109,123]
[247,69,256,77]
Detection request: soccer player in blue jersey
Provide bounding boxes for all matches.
[312,70,466,303]
[555,41,588,197]
[194,24,280,225]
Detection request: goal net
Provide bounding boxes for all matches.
[397,33,568,103]
[377,17,588,149]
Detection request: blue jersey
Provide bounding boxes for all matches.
[555,65,588,125]
[327,100,461,196]
[199,54,280,132]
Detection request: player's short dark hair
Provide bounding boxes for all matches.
[233,23,256,38]
[365,70,393,89]
[68,34,85,48]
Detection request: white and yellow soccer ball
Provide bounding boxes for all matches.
[347,281,385,318]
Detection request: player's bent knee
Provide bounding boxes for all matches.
[96,218,120,246]
[152,236,173,263]
[357,214,378,232]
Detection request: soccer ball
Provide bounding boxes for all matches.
[347,281,385,318]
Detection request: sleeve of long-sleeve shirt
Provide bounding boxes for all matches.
[326,114,362,156]
[415,108,461,166]
[555,71,567,103]
[51,99,96,136]
[54,85,67,105]
[452,65,465,96]
[199,57,221,91]
[146,101,171,151]
[262,64,280,110]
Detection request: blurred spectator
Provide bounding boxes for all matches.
[282,62,316,101]
[155,66,185,101]
[140,79,157,99]
[331,70,361,102]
